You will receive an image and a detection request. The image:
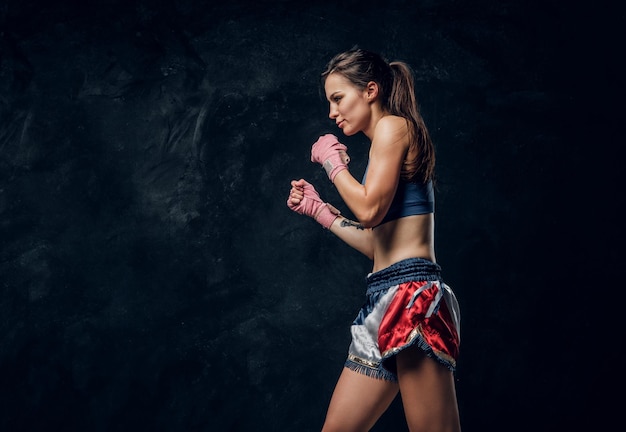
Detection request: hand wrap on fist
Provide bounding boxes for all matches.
[310,134,350,182]
[287,179,340,229]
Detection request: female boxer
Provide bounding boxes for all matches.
[288,48,461,432]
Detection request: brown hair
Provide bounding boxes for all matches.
[321,48,435,183]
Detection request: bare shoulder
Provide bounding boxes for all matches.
[372,115,410,149]
[377,114,407,129]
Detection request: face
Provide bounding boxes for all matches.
[324,73,373,136]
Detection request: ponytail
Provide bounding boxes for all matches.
[389,62,435,184]
[322,49,435,183]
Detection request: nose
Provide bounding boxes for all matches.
[328,104,338,119]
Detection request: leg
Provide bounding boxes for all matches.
[322,367,399,432]
[396,346,461,432]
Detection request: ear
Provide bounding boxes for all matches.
[364,81,379,102]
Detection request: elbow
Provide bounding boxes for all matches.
[356,209,384,229]
[359,219,378,229]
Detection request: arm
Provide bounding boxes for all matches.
[287,179,374,259]
[332,116,409,228]
[329,216,374,260]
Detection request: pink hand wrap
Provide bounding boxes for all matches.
[310,134,350,182]
[287,180,340,229]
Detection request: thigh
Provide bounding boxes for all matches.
[396,346,460,432]
[322,367,399,432]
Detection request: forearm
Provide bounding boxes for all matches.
[332,170,383,228]
[310,133,378,226]
[329,215,374,260]
[321,119,408,228]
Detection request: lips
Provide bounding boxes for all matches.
[337,120,345,128]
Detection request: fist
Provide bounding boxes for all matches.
[310,134,350,182]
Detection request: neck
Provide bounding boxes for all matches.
[364,105,387,140]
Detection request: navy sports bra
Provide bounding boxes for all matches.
[361,162,434,226]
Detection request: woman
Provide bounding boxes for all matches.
[287,48,461,432]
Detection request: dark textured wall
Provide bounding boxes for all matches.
[1,0,621,431]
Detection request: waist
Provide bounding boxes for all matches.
[366,257,442,293]
[371,214,435,270]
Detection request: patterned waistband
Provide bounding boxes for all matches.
[366,257,442,293]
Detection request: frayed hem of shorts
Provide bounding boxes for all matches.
[382,334,457,373]
[344,358,398,382]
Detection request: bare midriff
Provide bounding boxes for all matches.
[371,213,435,273]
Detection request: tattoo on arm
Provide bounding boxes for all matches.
[340,219,365,230]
